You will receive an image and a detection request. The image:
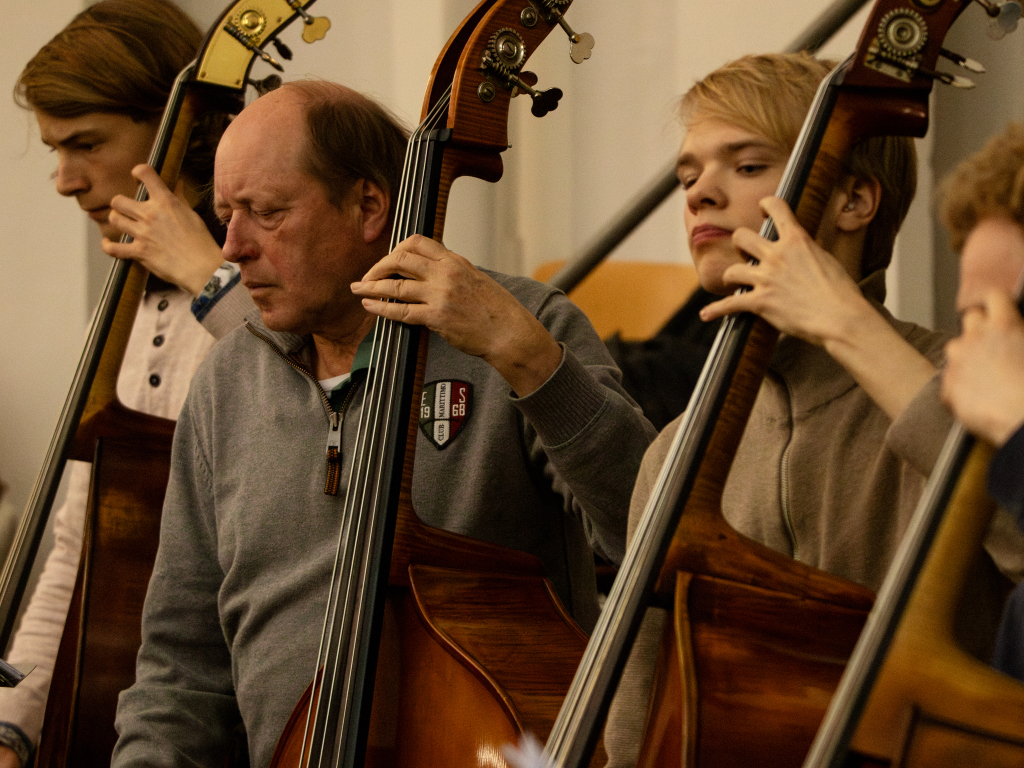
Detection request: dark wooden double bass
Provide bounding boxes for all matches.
[0,3,330,765]
[525,1,986,766]
[268,2,604,767]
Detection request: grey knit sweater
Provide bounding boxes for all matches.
[112,270,656,768]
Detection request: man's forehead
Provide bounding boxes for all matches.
[229,87,305,140]
[37,112,113,144]
[678,122,779,164]
[213,143,312,207]
[216,93,307,169]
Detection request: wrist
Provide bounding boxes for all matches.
[183,247,228,296]
[486,324,563,397]
[820,291,882,358]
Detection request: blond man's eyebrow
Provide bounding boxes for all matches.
[677,139,780,168]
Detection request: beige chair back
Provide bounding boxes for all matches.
[533,261,700,340]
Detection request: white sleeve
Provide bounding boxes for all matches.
[0,460,90,763]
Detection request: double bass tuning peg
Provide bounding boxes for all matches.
[522,1,594,64]
[553,15,593,64]
[918,65,976,88]
[508,70,563,117]
[921,46,987,90]
[249,74,282,96]
[973,0,1022,39]
[272,39,293,61]
[939,47,985,73]
[479,29,564,116]
[477,71,564,117]
[524,84,563,117]
[286,0,331,43]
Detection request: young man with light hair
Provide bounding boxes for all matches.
[604,52,1024,765]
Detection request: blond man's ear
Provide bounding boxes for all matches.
[836,175,882,233]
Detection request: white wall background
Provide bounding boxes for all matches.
[0,0,90,526]
[1,0,1021,523]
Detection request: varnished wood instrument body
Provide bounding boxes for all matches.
[35,436,170,767]
[270,2,603,766]
[273,566,594,767]
[24,4,324,766]
[843,442,1024,767]
[638,572,869,768]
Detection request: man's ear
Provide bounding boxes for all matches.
[836,175,881,233]
[358,179,391,243]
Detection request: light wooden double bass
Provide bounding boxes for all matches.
[268,2,602,767]
[803,330,1024,762]
[0,3,330,765]
[521,1,988,766]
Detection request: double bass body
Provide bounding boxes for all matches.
[273,563,591,766]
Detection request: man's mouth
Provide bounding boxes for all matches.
[690,224,732,247]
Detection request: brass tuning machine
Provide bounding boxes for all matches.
[479,28,563,117]
[521,0,594,64]
[287,0,331,43]
[225,17,285,71]
[865,8,974,86]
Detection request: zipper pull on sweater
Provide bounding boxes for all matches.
[325,411,342,495]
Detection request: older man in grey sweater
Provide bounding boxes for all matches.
[112,80,654,768]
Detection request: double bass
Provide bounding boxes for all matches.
[802,433,1024,767]
[803,320,1024,763]
[267,1,607,766]
[516,0,990,765]
[0,3,330,765]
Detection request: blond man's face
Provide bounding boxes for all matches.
[677,119,788,295]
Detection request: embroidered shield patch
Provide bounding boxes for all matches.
[419,380,472,449]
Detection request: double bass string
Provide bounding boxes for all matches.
[299,87,452,768]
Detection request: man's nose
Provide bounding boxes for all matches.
[221,212,252,263]
[54,154,88,197]
[685,171,723,211]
